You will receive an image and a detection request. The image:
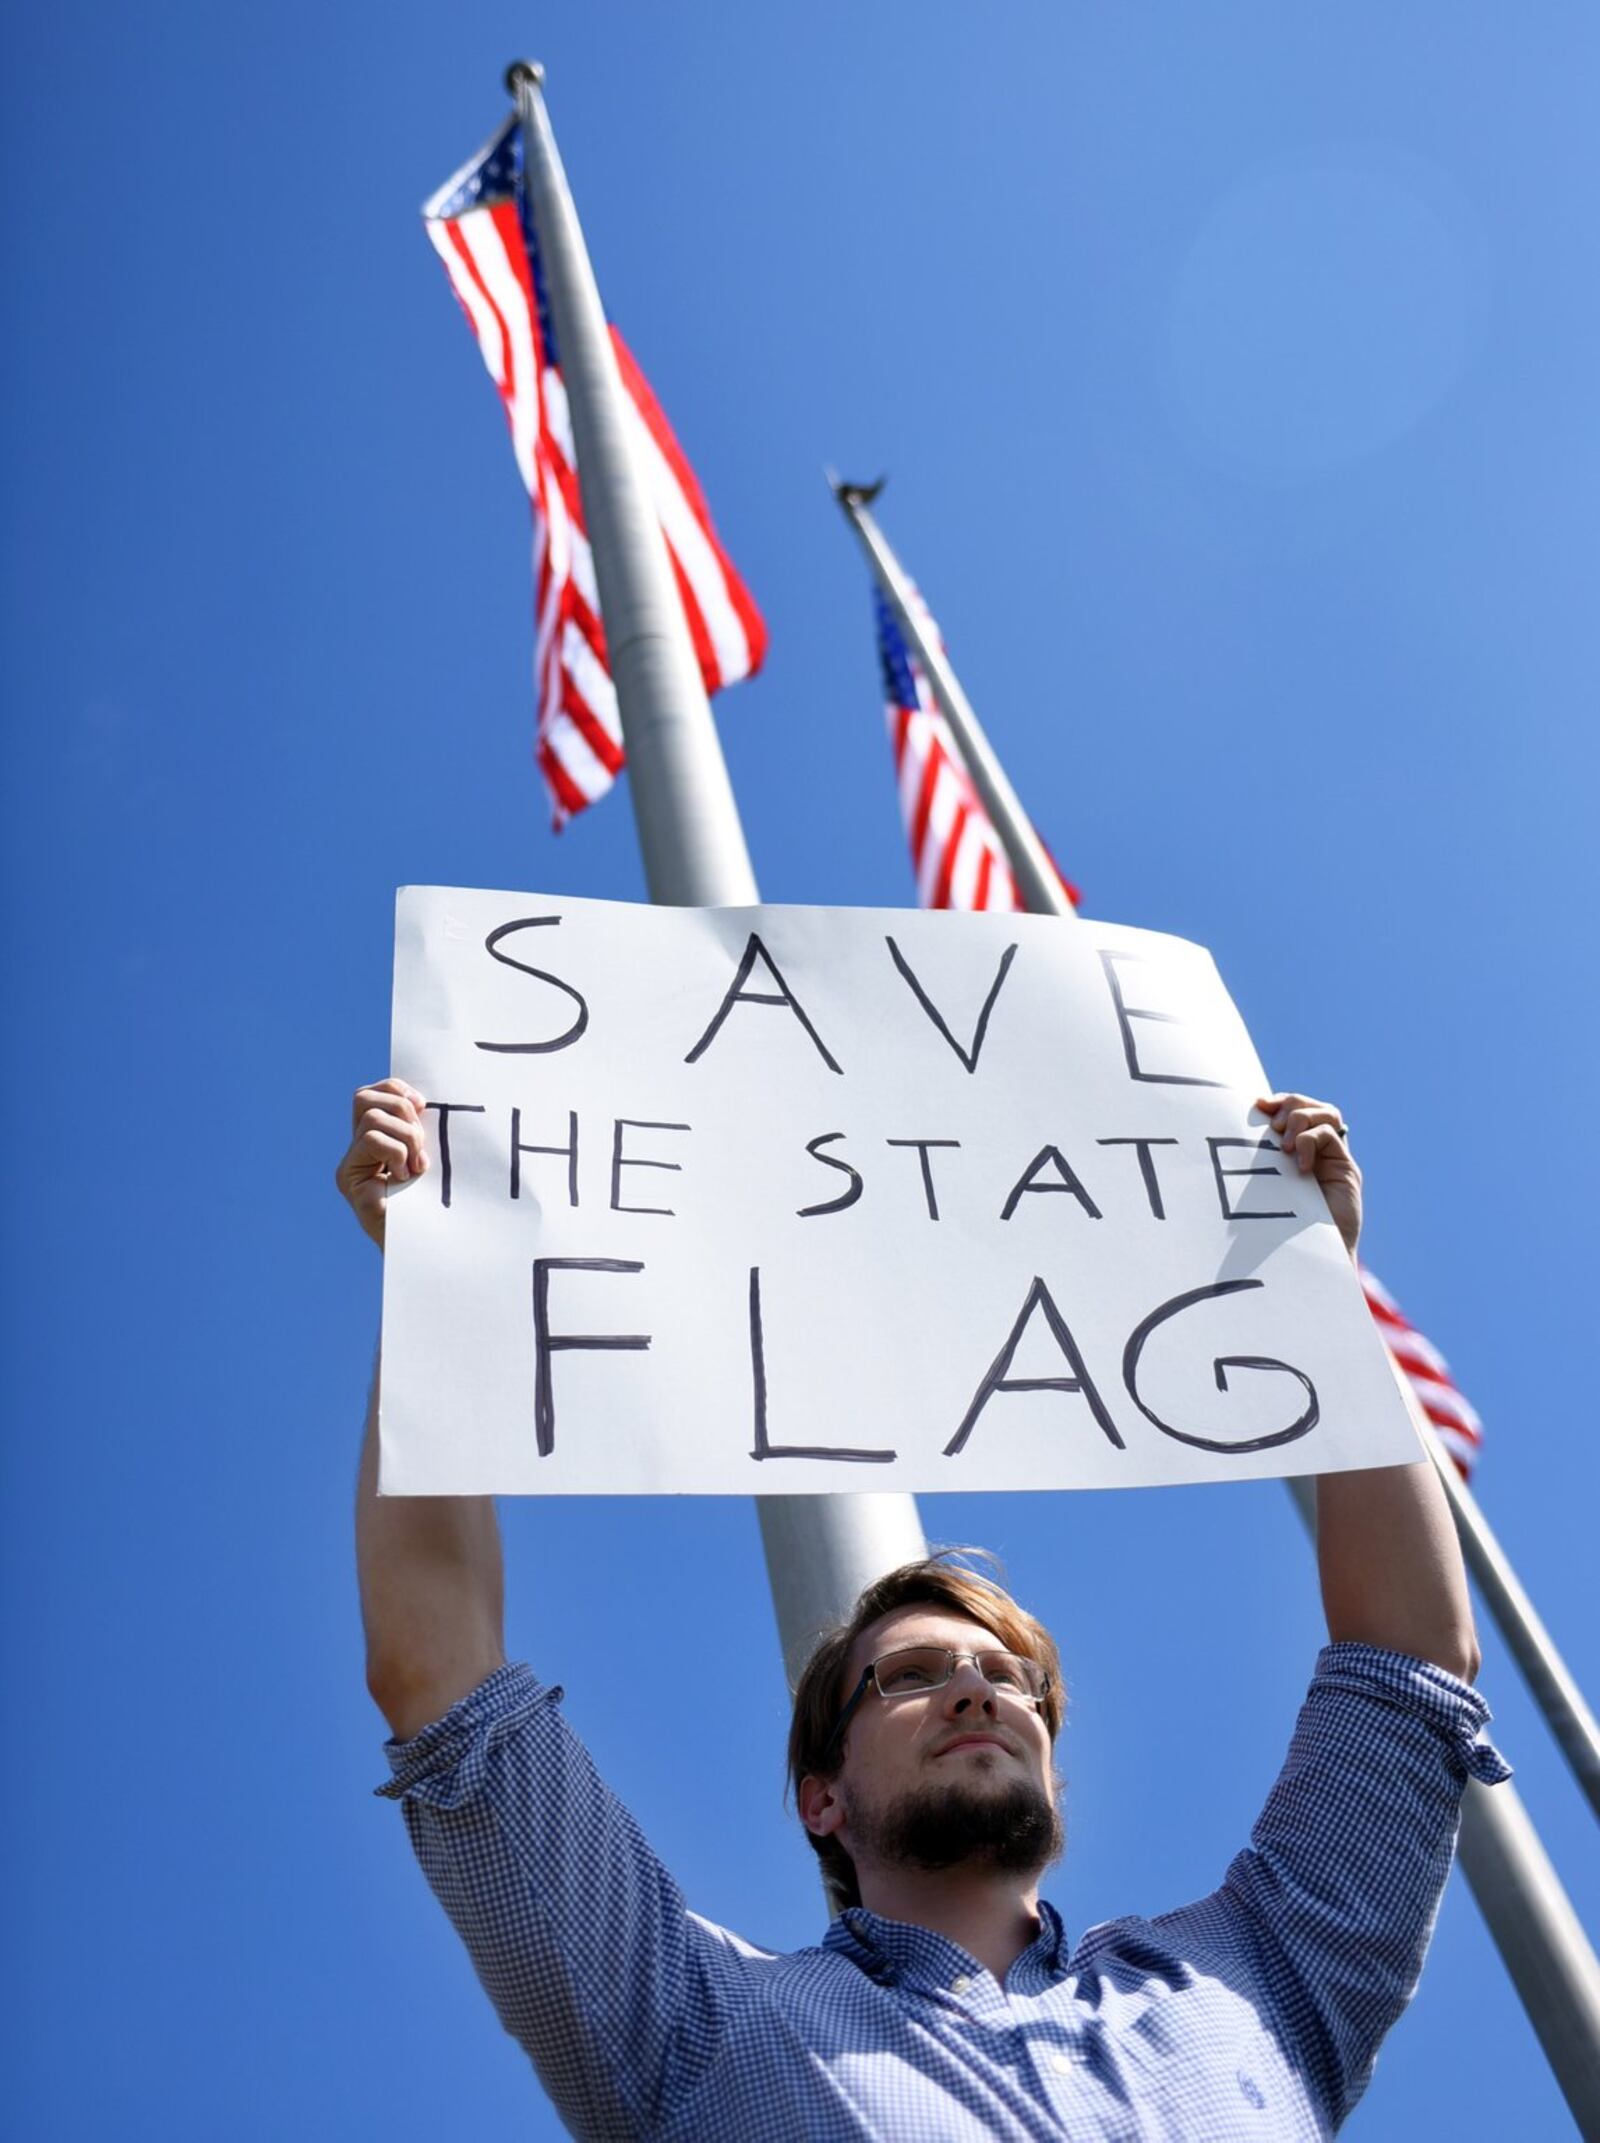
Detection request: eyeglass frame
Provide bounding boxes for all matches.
[826,1644,1052,1756]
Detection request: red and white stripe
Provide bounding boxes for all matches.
[1359,1265,1483,1478]
[426,189,765,827]
[892,698,1023,913]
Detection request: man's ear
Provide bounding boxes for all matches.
[798,1772,845,1841]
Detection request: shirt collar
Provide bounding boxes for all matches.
[823,1898,1070,1991]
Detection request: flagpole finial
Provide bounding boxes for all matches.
[828,471,887,509]
[504,59,545,96]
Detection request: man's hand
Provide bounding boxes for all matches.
[336,1078,428,1249]
[1258,1090,1361,1259]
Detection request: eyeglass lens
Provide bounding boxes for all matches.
[873,1646,1044,1700]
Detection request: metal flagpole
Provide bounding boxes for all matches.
[507,65,926,1686]
[832,473,1600,2127]
[1454,1772,1600,2136]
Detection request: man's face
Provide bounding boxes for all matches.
[804,1604,1062,1886]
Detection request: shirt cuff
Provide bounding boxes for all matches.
[375,1662,561,1808]
[1314,1641,1512,1785]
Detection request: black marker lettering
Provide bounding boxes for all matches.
[610,1119,690,1217]
[945,1277,1124,1457]
[511,1107,579,1207]
[1098,949,1225,1088]
[1000,1145,1103,1222]
[684,933,842,1073]
[476,916,590,1055]
[1122,1278,1319,1453]
[797,1133,864,1218]
[747,1268,895,1462]
[1207,1136,1295,1222]
[885,937,1018,1073]
[423,1102,485,1209]
[531,1258,651,1458]
[886,1137,961,1221]
[1096,1136,1179,1220]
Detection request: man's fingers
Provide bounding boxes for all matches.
[1257,1093,1362,1255]
[351,1105,428,1181]
[350,1078,427,1136]
[350,1080,426,1133]
[1256,1091,1341,1124]
[351,1124,415,1181]
[347,1085,430,1178]
[1280,1104,1343,1143]
[337,1081,428,1232]
[338,1078,428,1250]
[1256,1094,1347,1142]
[1254,1092,1357,1175]
[1294,1123,1359,1176]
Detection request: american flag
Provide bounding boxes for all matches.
[1358,1265,1483,1478]
[423,119,767,827]
[868,579,1480,1479]
[876,590,1077,912]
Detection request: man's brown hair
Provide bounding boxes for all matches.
[786,1551,1065,1913]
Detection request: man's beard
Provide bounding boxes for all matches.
[851,1767,1064,1880]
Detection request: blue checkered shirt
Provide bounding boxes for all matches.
[379,1644,1507,2140]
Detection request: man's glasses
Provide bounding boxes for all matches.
[829,1645,1050,1751]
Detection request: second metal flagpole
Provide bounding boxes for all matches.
[832,473,1600,2129]
[509,66,927,1687]
[833,471,1600,1820]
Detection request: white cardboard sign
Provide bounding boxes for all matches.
[379,888,1420,1496]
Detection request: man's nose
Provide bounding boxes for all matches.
[944,1659,998,1716]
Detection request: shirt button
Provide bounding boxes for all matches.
[1051,2052,1073,2074]
[950,1975,973,1995]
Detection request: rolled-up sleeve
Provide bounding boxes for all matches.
[1161,1643,1508,2131]
[377,1664,728,2139]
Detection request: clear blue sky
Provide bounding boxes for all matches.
[4,6,1596,2136]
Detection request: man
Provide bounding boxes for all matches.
[341,1080,1507,2140]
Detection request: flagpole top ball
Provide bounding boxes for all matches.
[504,59,545,96]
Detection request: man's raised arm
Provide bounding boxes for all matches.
[1116,1096,1502,2129]
[340,1077,507,1739]
[1259,1090,1479,1682]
